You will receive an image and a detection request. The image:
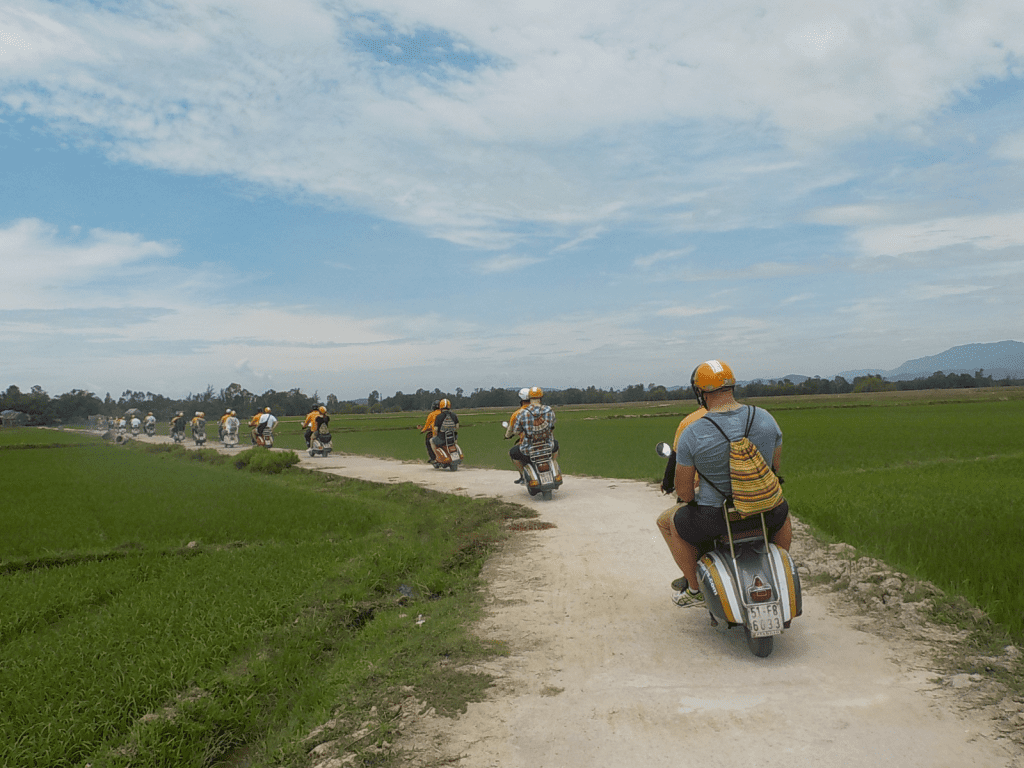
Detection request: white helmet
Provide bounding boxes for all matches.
[518,387,530,401]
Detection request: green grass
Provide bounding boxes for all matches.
[0,429,530,768]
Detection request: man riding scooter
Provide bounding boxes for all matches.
[302,406,323,449]
[420,399,442,465]
[508,386,558,484]
[663,360,792,607]
[504,388,531,484]
[253,407,277,446]
[169,411,186,441]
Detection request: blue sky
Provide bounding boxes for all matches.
[2,1,1023,401]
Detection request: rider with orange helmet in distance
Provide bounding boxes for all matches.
[504,388,531,483]
[302,406,328,448]
[420,399,442,464]
[223,410,240,441]
[218,408,231,440]
[508,386,557,484]
[190,411,206,444]
[664,360,792,607]
[252,407,277,444]
[170,411,186,439]
[504,388,531,441]
[431,399,459,444]
[248,410,262,443]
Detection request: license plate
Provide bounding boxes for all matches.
[746,603,783,637]
[540,471,554,484]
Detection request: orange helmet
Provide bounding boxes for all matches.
[439,398,451,409]
[690,360,735,408]
[264,407,272,413]
[318,406,327,414]
[528,386,543,399]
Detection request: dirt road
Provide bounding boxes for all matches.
[282,451,1022,768]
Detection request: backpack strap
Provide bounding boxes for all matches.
[702,415,730,442]
[743,405,757,438]
[696,414,731,499]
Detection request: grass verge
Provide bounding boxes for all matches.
[0,429,535,768]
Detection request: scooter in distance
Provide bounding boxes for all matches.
[656,442,801,657]
[192,419,207,446]
[503,422,562,500]
[144,422,156,437]
[309,426,333,457]
[431,428,462,470]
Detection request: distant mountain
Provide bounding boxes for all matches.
[838,340,1024,382]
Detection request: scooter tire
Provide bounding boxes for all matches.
[744,627,774,658]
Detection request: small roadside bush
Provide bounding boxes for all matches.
[233,447,299,474]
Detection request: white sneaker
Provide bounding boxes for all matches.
[672,588,705,607]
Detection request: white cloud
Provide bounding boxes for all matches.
[806,205,892,227]
[656,305,718,319]
[552,226,605,253]
[471,255,544,274]
[0,218,176,308]
[634,248,691,269]
[781,293,815,306]
[855,212,1024,257]
[3,0,1024,248]
[991,131,1024,160]
[912,284,991,301]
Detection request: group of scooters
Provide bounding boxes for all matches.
[423,416,564,501]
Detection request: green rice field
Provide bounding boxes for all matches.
[0,429,525,767]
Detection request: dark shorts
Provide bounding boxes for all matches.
[673,499,789,545]
[509,440,559,462]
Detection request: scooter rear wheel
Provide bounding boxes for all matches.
[744,627,774,658]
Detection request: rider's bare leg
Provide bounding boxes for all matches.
[771,516,792,551]
[663,511,699,587]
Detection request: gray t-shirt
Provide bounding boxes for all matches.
[676,405,783,506]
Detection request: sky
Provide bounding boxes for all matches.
[2,1,1024,402]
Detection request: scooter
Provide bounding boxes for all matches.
[502,422,562,500]
[222,427,238,448]
[192,419,207,446]
[309,426,332,457]
[656,442,801,657]
[253,429,274,448]
[144,422,156,437]
[431,429,462,470]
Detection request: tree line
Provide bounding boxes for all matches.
[0,383,329,426]
[3,370,1021,426]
